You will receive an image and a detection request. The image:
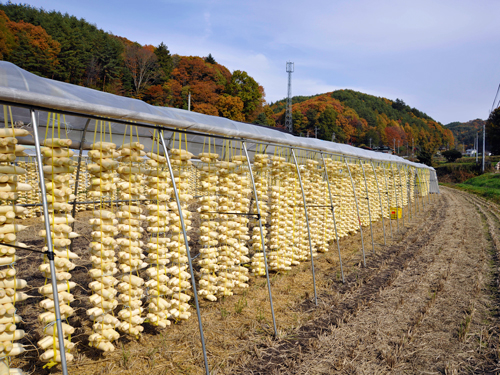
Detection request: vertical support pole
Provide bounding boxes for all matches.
[381,164,394,240]
[417,169,425,211]
[242,142,278,336]
[31,109,69,375]
[390,164,400,233]
[396,164,405,229]
[370,161,386,246]
[291,148,318,305]
[405,166,412,221]
[160,132,210,375]
[344,157,366,266]
[320,153,344,283]
[360,161,375,254]
[70,119,91,252]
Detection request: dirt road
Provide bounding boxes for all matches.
[242,188,500,374]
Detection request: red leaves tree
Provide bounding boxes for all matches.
[124,43,160,98]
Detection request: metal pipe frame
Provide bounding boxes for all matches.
[370,161,387,246]
[160,132,210,375]
[380,163,394,240]
[291,148,318,305]
[417,168,425,211]
[320,153,344,283]
[242,142,278,336]
[405,166,413,221]
[396,164,405,229]
[389,164,400,233]
[69,118,91,253]
[344,156,366,266]
[31,109,69,375]
[359,161,375,254]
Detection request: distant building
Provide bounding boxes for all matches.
[373,146,392,154]
[465,149,477,157]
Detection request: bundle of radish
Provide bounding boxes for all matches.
[85,142,121,352]
[215,160,238,297]
[230,155,251,293]
[0,127,32,374]
[268,156,292,271]
[144,150,173,328]
[250,153,270,276]
[196,152,220,302]
[167,148,194,321]
[282,163,301,266]
[37,137,78,366]
[115,142,147,336]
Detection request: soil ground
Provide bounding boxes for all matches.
[10,188,500,374]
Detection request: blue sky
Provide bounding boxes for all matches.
[24,0,500,124]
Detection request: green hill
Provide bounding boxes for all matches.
[445,119,485,150]
[265,90,454,154]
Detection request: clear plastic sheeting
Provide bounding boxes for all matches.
[0,61,435,172]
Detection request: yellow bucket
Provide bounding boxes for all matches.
[390,207,402,220]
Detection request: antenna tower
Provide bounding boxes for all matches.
[285,61,294,133]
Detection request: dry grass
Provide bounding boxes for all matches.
[8,198,410,374]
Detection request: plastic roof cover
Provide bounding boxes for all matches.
[0,61,433,170]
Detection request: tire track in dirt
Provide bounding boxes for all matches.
[242,189,500,374]
[241,195,448,374]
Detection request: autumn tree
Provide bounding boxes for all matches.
[226,70,263,122]
[217,95,245,121]
[7,19,60,78]
[0,11,15,59]
[124,43,160,98]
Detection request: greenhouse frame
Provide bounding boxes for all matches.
[0,62,439,375]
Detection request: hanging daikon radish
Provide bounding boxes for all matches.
[144,145,173,328]
[250,153,270,276]
[116,140,147,337]
[167,144,193,320]
[38,136,77,365]
[196,151,220,302]
[0,118,32,374]
[214,158,238,297]
[230,154,251,293]
[267,156,293,271]
[85,141,121,351]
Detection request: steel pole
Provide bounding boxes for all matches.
[70,118,91,252]
[390,164,400,233]
[344,157,366,266]
[360,161,375,254]
[242,142,278,336]
[320,153,344,283]
[291,149,318,305]
[381,164,394,240]
[31,109,69,375]
[370,161,386,246]
[396,164,405,229]
[160,132,209,375]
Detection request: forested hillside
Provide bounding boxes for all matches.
[445,119,484,150]
[0,2,264,122]
[264,90,454,153]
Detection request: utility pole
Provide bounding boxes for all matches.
[393,138,396,155]
[482,122,485,172]
[412,138,414,158]
[188,92,191,111]
[285,62,294,133]
[369,138,372,149]
[315,127,318,138]
[476,133,478,162]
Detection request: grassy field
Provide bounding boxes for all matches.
[452,173,500,204]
